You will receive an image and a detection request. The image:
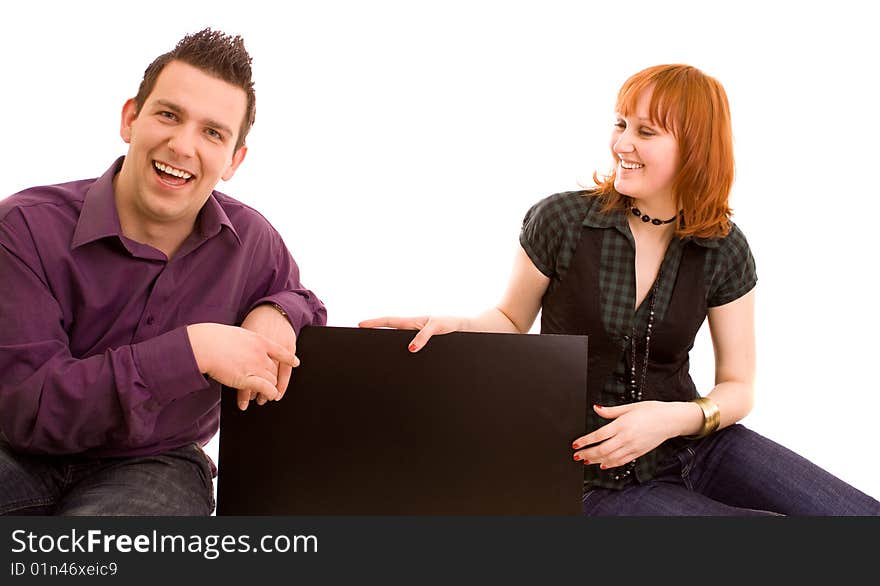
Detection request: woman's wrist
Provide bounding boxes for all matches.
[683,397,721,439]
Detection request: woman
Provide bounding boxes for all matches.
[360,64,880,515]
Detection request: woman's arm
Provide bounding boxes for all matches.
[693,287,757,431]
[359,245,550,350]
[572,288,757,468]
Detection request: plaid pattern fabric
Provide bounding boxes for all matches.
[520,190,757,490]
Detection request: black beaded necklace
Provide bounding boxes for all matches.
[631,206,676,226]
[629,275,660,403]
[611,267,662,483]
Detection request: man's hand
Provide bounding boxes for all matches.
[240,304,299,408]
[186,322,298,410]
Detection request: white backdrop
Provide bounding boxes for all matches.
[2,1,877,502]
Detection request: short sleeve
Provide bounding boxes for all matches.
[706,223,758,307]
[519,192,586,278]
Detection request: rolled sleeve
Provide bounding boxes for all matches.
[243,222,327,336]
[250,291,327,335]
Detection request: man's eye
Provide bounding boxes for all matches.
[159,111,177,121]
[206,128,222,140]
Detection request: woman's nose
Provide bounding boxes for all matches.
[613,130,635,155]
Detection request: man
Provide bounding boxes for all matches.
[0,29,326,515]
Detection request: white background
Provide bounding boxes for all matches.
[2,1,877,502]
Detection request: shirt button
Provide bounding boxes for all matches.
[623,335,630,342]
[146,316,155,325]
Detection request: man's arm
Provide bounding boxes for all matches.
[0,237,208,453]
[237,229,327,408]
[0,238,293,454]
[242,227,328,337]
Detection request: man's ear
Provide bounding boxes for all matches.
[221,145,248,181]
[120,98,138,144]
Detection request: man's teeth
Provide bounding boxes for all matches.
[154,161,193,179]
[620,161,644,170]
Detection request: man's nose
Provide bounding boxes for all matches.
[167,125,198,158]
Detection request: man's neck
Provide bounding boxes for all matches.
[112,173,197,259]
[120,216,194,259]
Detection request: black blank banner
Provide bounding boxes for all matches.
[218,327,589,515]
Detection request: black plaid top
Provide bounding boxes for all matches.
[520,190,757,490]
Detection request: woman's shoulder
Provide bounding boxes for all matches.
[523,189,599,226]
[701,221,757,306]
[708,221,753,258]
[696,221,757,295]
[531,189,598,209]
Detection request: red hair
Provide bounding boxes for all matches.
[593,64,734,239]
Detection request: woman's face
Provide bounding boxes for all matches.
[610,89,680,205]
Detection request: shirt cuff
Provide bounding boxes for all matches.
[133,326,211,406]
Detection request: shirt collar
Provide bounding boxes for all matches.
[580,194,721,249]
[195,192,242,246]
[690,235,721,248]
[71,156,241,250]
[71,157,125,249]
[581,197,626,230]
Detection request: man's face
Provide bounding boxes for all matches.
[116,59,248,230]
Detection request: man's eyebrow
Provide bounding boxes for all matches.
[154,99,182,113]
[153,99,234,137]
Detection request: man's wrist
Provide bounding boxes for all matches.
[265,302,287,318]
[185,323,210,374]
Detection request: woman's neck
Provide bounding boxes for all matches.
[625,195,677,220]
[627,212,677,243]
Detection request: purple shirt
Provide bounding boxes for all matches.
[0,157,327,458]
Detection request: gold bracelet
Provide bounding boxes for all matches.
[267,302,288,318]
[686,397,720,439]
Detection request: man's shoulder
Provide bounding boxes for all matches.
[0,177,95,223]
[211,190,279,235]
[211,190,257,213]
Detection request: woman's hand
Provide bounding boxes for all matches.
[359,246,550,352]
[571,401,691,470]
[358,315,467,352]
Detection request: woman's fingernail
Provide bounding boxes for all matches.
[573,454,581,461]
[594,404,602,410]
[408,343,417,352]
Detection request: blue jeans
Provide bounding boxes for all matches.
[582,424,880,516]
[0,435,214,516]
